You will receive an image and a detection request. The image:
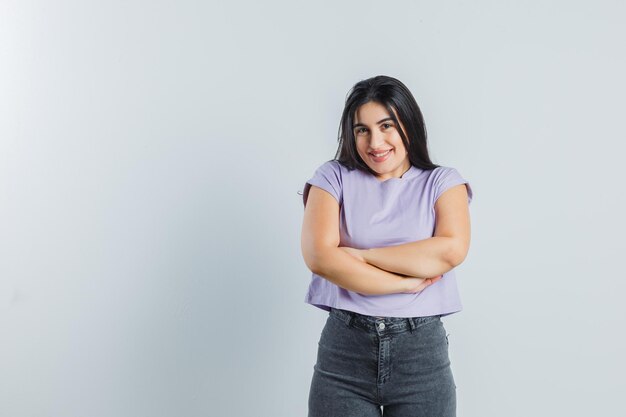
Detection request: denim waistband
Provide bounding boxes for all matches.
[329,307,441,336]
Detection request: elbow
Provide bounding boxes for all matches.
[308,258,325,276]
[303,252,323,275]
[302,246,333,276]
[447,238,470,268]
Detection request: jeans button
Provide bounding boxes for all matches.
[378,322,385,330]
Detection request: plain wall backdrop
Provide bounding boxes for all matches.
[1,0,625,416]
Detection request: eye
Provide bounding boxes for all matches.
[355,127,368,134]
[382,122,393,129]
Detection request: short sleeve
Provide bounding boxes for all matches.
[433,166,473,205]
[302,160,343,207]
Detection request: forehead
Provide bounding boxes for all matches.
[354,101,398,123]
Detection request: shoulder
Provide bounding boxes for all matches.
[310,159,348,185]
[316,159,344,174]
[303,159,345,207]
[428,165,473,204]
[429,165,460,176]
[426,165,466,185]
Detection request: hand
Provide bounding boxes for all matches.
[338,246,366,263]
[400,275,443,294]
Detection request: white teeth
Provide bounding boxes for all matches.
[371,150,391,157]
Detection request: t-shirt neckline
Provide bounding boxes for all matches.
[370,164,419,184]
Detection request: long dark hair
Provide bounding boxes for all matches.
[334,75,439,175]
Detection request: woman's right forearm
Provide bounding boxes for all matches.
[310,247,408,295]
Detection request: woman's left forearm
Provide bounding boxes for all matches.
[361,237,460,278]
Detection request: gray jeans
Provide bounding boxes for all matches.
[308,307,456,417]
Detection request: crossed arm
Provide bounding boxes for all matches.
[301,183,471,295]
[341,236,462,279]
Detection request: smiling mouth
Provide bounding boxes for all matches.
[368,149,393,162]
[369,149,392,157]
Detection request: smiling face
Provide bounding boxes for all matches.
[353,101,411,181]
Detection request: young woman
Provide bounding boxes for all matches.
[300,75,473,417]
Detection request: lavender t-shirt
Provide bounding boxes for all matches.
[302,160,473,318]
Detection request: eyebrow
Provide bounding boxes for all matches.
[352,117,394,129]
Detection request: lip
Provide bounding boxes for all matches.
[369,149,393,163]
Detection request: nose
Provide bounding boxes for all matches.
[369,130,386,148]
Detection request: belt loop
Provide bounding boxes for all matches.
[407,317,417,332]
[344,310,354,327]
[332,307,354,327]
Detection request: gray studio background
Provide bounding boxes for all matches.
[1,1,624,416]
